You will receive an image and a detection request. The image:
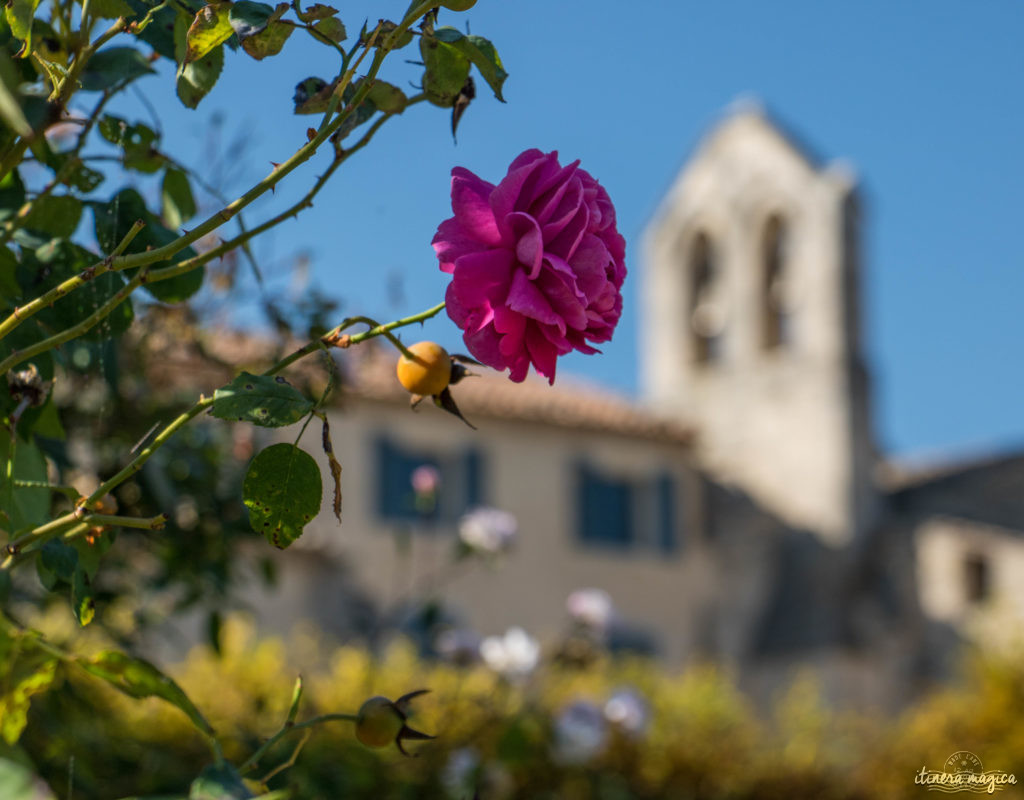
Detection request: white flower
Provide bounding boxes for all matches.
[435,627,481,666]
[604,687,649,737]
[441,747,480,798]
[566,588,614,633]
[553,700,608,764]
[480,626,539,679]
[458,507,518,556]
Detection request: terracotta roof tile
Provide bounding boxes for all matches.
[342,343,692,443]
[137,327,692,444]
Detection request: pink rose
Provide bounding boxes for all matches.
[433,149,626,384]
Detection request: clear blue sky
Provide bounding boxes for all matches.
[107,1,1023,460]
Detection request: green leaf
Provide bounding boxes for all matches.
[373,19,411,50]
[334,80,376,139]
[0,430,48,531]
[92,187,148,254]
[21,195,81,238]
[144,224,204,303]
[125,0,180,60]
[176,14,224,108]
[185,3,234,63]
[243,444,322,549]
[0,759,57,800]
[97,116,164,173]
[23,242,134,340]
[189,764,254,800]
[212,372,313,427]
[10,229,50,250]
[177,44,223,107]
[227,1,276,38]
[0,572,10,606]
[71,531,112,580]
[4,0,42,58]
[38,540,78,585]
[72,568,95,626]
[420,32,470,108]
[366,80,406,114]
[312,17,345,43]
[0,629,58,746]
[0,169,25,223]
[0,50,31,137]
[0,758,56,800]
[50,154,104,193]
[0,758,57,800]
[29,394,64,440]
[240,20,292,60]
[91,0,134,19]
[80,47,156,91]
[292,76,332,115]
[296,3,336,22]
[432,27,506,102]
[67,164,105,193]
[98,114,125,144]
[161,168,196,229]
[79,650,215,737]
[0,248,19,302]
[92,188,204,303]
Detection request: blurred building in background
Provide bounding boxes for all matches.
[238,106,1024,709]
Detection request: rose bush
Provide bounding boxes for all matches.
[433,149,627,384]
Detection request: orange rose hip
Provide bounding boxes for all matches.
[396,341,451,396]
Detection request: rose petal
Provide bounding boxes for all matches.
[433,218,487,273]
[525,324,558,384]
[537,268,588,331]
[507,268,564,333]
[451,167,501,246]
[546,201,590,261]
[507,212,544,279]
[450,249,514,307]
[540,176,584,238]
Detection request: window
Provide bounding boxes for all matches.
[576,463,679,554]
[656,472,677,553]
[375,436,484,525]
[760,215,791,350]
[964,552,990,604]
[688,232,723,364]
[577,463,633,547]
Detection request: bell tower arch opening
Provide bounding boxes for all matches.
[760,214,791,352]
[689,231,723,365]
[643,105,878,546]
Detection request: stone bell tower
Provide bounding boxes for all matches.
[642,104,878,546]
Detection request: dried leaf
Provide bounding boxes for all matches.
[321,416,342,524]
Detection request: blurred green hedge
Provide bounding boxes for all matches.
[18,616,1024,799]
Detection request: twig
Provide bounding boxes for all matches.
[260,728,311,783]
[239,713,357,774]
[0,2,430,343]
[0,251,147,376]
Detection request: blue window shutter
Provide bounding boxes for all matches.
[463,448,484,510]
[576,462,633,547]
[657,471,677,553]
[375,436,400,519]
[575,461,591,543]
[375,436,439,523]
